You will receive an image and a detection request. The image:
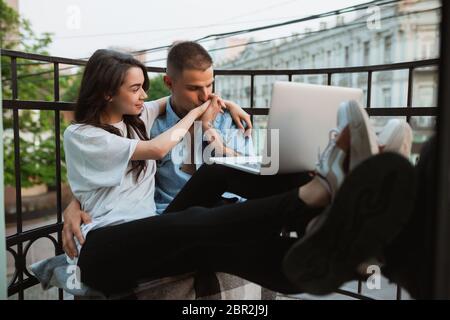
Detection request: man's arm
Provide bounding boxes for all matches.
[62,198,91,259]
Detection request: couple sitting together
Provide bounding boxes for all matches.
[34,41,435,300]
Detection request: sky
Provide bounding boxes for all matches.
[15,0,373,65]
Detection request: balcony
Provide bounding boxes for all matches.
[0,47,441,300]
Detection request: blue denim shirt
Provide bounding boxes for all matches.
[150,97,255,213]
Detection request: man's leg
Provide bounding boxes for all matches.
[382,136,437,299]
[165,164,312,213]
[282,152,416,295]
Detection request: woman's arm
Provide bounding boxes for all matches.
[223,99,253,137]
[153,96,168,116]
[132,99,212,160]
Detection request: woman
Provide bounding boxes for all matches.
[65,49,414,296]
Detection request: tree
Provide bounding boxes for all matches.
[148,75,170,100]
[1,0,69,188]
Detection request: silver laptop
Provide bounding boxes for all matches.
[211,81,363,175]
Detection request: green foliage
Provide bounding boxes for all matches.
[1,0,170,189]
[148,75,170,100]
[1,0,69,188]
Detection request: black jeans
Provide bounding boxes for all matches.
[165,163,312,213]
[165,164,316,236]
[78,166,318,296]
[382,136,437,299]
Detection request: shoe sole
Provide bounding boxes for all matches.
[282,152,415,295]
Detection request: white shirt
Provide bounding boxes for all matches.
[63,101,160,241]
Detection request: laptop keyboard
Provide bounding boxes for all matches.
[241,162,261,170]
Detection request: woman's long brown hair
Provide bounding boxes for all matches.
[74,49,150,182]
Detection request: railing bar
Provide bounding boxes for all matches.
[407,67,414,123]
[3,100,75,111]
[210,59,439,76]
[11,56,24,300]
[58,289,64,300]
[241,107,437,117]
[250,75,254,108]
[8,277,40,297]
[367,71,372,108]
[54,63,63,256]
[53,63,60,101]
[0,49,440,75]
[1,48,86,66]
[250,75,255,124]
[334,288,376,300]
[6,223,63,247]
[11,57,18,99]
[396,284,402,300]
[327,73,332,86]
[358,279,363,294]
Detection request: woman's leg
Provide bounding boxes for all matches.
[78,189,311,296]
[165,163,312,213]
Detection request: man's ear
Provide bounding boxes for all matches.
[163,75,173,90]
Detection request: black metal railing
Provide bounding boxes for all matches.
[1,48,439,300]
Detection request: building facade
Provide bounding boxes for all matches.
[214,0,440,154]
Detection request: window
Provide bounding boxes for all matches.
[363,41,370,65]
[345,46,350,66]
[418,85,435,108]
[244,86,251,97]
[384,35,393,63]
[382,87,392,106]
[262,84,269,96]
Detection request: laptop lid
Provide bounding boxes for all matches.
[263,81,364,173]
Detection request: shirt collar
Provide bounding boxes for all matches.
[165,96,181,126]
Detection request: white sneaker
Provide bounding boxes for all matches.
[315,128,345,198]
[315,100,378,199]
[377,119,413,159]
[338,100,379,170]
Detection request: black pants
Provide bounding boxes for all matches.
[382,136,437,299]
[78,166,318,296]
[165,164,312,212]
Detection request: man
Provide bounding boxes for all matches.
[151,41,255,214]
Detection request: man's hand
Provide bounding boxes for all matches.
[62,199,92,259]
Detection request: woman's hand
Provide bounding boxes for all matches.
[222,100,253,137]
[190,99,212,119]
[200,95,223,125]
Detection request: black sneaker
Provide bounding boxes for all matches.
[282,152,416,295]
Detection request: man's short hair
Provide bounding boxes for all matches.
[167,41,213,78]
